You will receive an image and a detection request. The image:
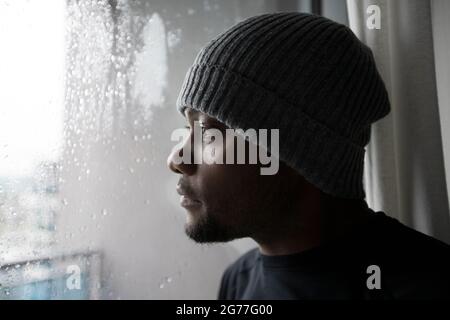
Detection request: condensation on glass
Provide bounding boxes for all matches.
[0,0,284,299]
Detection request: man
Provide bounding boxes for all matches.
[167,12,450,299]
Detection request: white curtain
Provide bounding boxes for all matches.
[346,0,450,244]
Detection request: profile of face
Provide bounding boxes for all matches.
[167,107,313,244]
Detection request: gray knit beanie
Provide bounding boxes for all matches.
[176,12,391,199]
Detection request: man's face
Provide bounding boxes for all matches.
[167,108,307,243]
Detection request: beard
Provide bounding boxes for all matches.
[184,210,245,243]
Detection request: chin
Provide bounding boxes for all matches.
[184,220,237,244]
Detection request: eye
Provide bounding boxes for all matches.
[197,121,207,134]
[201,125,216,145]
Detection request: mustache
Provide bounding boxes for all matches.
[176,178,200,200]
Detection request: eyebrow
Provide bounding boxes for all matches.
[184,107,199,119]
[184,108,228,128]
[205,117,225,127]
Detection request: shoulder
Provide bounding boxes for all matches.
[217,247,260,299]
[365,211,450,298]
[370,211,450,256]
[222,247,260,280]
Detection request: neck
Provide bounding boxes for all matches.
[255,196,370,256]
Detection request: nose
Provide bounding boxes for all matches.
[167,146,183,174]
[167,130,196,175]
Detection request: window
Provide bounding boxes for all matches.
[0,0,298,299]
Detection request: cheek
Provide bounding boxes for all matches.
[196,136,277,214]
[197,161,263,214]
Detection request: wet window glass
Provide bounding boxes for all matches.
[0,0,297,300]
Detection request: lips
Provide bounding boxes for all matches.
[179,195,201,208]
[176,181,201,208]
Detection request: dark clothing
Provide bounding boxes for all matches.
[218,210,450,300]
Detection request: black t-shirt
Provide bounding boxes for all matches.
[217,210,450,300]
